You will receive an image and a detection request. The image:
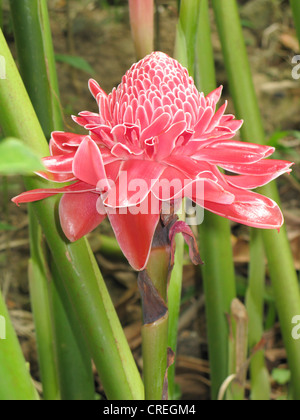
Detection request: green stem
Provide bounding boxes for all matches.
[89,233,125,259]
[245,229,270,400]
[195,0,216,94]
[140,248,169,400]
[39,0,64,130]
[9,0,53,139]
[9,0,95,400]
[0,291,38,400]
[28,205,60,400]
[142,314,169,400]
[50,260,95,400]
[199,213,236,399]
[175,0,200,78]
[171,1,205,401]
[227,299,248,400]
[0,29,144,400]
[194,0,237,400]
[212,0,300,400]
[167,232,184,400]
[290,0,300,47]
[0,0,2,30]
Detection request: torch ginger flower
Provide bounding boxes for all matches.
[13,52,292,270]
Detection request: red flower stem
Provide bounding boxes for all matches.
[212,0,300,400]
[129,0,154,60]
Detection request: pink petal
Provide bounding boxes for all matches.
[169,221,202,266]
[103,160,165,207]
[12,182,95,205]
[50,132,86,155]
[155,121,187,160]
[165,156,213,179]
[43,154,75,173]
[193,106,214,137]
[140,113,171,143]
[78,111,100,125]
[152,166,189,200]
[193,141,275,165]
[107,196,161,270]
[36,170,76,183]
[224,168,292,189]
[206,86,223,108]
[152,166,233,204]
[206,101,228,133]
[59,192,106,242]
[72,115,87,127]
[184,178,235,205]
[110,142,143,158]
[72,137,109,189]
[89,79,107,99]
[220,159,293,176]
[203,190,284,229]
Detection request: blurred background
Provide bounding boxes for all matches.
[1,0,300,399]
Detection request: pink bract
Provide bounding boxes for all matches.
[13,52,292,271]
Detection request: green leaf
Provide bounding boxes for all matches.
[0,138,45,175]
[55,54,95,75]
[0,222,15,231]
[272,368,291,385]
[267,130,289,147]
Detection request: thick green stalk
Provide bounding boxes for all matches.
[0,0,2,29]
[194,0,237,400]
[50,260,95,400]
[290,0,300,47]
[227,299,248,400]
[199,213,236,398]
[28,206,60,400]
[0,29,144,400]
[140,248,169,400]
[0,291,38,400]
[167,232,184,400]
[39,0,64,130]
[212,0,300,400]
[171,1,202,400]
[9,0,95,400]
[89,234,125,259]
[245,229,270,400]
[195,0,216,94]
[9,0,53,138]
[175,0,200,78]
[142,314,169,400]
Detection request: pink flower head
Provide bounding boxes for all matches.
[13,52,292,270]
